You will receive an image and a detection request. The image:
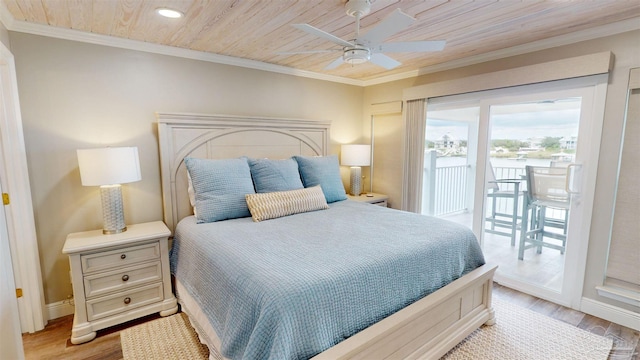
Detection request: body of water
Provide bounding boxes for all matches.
[436,156,552,168]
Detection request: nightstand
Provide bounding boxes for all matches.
[62,221,178,344]
[347,192,389,207]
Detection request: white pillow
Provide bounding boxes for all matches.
[245,185,329,222]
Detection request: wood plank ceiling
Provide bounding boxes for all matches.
[4,0,640,82]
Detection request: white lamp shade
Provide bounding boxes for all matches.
[341,144,371,166]
[77,147,141,186]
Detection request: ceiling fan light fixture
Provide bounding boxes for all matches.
[343,48,370,65]
[156,8,183,19]
[345,0,371,17]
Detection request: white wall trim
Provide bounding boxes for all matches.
[46,300,75,320]
[580,297,640,331]
[0,3,637,87]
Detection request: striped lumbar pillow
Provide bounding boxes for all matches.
[245,185,329,222]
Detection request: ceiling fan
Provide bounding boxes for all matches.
[279,0,446,70]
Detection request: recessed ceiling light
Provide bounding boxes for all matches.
[156,8,183,19]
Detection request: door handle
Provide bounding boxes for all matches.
[565,163,581,194]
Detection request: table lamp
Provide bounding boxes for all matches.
[341,144,371,196]
[77,147,141,234]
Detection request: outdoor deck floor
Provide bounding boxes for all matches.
[443,211,565,292]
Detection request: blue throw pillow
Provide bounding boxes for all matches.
[293,155,347,203]
[184,157,255,223]
[248,158,304,193]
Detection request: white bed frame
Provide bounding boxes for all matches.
[157,112,496,360]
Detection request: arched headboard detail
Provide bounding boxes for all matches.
[156,112,331,232]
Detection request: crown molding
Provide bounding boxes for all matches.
[362,17,640,87]
[0,1,15,31]
[3,18,365,87]
[2,6,638,88]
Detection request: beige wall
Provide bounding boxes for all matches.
[0,21,8,48]
[10,33,364,304]
[364,30,640,311]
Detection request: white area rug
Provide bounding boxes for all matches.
[121,298,613,359]
[441,298,613,359]
[120,312,209,360]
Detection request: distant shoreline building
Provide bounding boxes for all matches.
[560,136,577,150]
[434,133,460,149]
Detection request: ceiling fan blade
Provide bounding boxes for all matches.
[277,49,339,55]
[373,40,446,53]
[324,56,344,70]
[357,9,415,47]
[292,24,353,48]
[369,53,401,70]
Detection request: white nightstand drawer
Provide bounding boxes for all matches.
[86,282,164,321]
[83,261,162,298]
[347,193,389,207]
[371,200,387,207]
[81,242,160,273]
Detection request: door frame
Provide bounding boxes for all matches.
[421,74,608,308]
[0,41,46,332]
[469,78,607,307]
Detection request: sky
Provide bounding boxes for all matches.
[426,108,581,142]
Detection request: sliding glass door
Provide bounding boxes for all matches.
[423,77,605,307]
[482,90,582,304]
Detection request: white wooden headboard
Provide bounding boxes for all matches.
[156,112,331,232]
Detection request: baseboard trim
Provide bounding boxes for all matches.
[46,300,74,320]
[580,297,640,331]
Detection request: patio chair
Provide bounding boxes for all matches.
[485,163,524,246]
[518,165,570,260]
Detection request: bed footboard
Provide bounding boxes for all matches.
[312,264,497,360]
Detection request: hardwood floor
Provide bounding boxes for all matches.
[493,284,640,360]
[22,313,161,360]
[22,284,639,360]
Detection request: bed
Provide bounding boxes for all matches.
[157,112,496,360]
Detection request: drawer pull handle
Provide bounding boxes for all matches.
[120,254,126,260]
[122,275,129,282]
[124,297,131,305]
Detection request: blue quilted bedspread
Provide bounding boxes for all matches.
[170,200,484,360]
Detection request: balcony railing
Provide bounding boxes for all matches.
[434,165,469,216]
[422,151,471,216]
[423,159,565,221]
